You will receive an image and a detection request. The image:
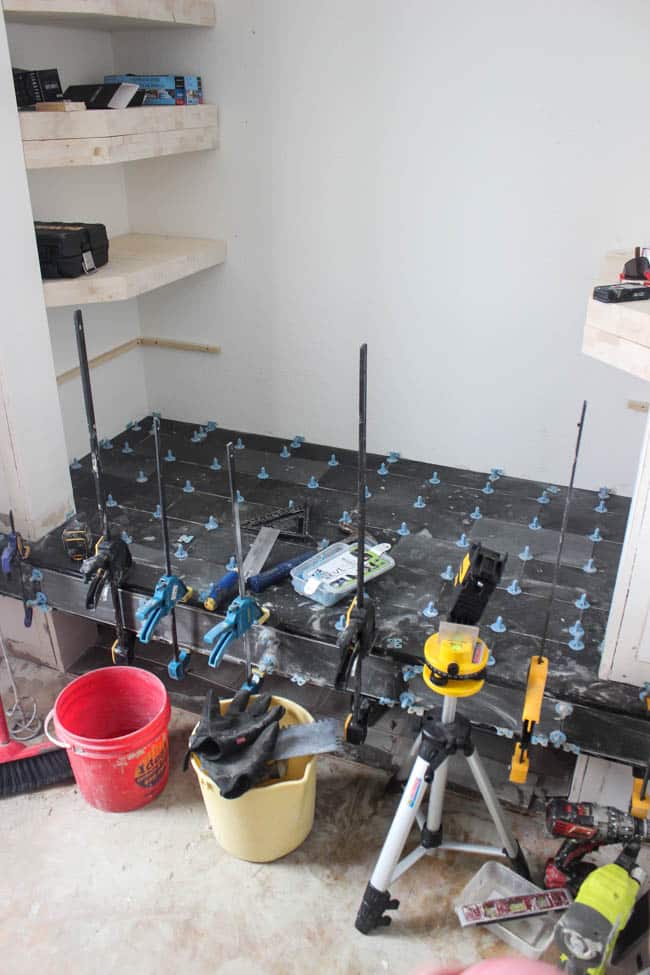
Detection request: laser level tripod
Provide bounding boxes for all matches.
[355,542,530,934]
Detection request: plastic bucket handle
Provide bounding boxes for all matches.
[44,708,71,750]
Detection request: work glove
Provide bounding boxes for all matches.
[184,687,285,799]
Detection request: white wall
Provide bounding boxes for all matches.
[6,22,147,461]
[113,0,650,492]
[0,18,73,536]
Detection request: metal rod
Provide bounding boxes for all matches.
[73,309,108,540]
[152,417,179,661]
[538,400,587,661]
[73,308,127,648]
[226,442,246,602]
[357,343,368,610]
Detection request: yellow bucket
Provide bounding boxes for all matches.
[190,695,317,863]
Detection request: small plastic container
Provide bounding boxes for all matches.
[290,541,395,606]
[454,861,559,959]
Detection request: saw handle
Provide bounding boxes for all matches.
[248,551,314,593]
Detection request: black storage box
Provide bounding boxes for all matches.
[34,222,109,279]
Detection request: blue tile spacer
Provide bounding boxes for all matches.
[206,421,218,432]
[121,531,133,545]
[235,437,245,450]
[377,462,389,476]
[174,543,189,560]
[594,500,607,514]
[307,475,319,489]
[519,544,533,561]
[489,468,503,481]
[290,673,308,687]
[413,495,426,509]
[378,697,397,708]
[190,430,202,443]
[340,510,352,525]
[106,494,118,508]
[100,438,113,450]
[122,441,134,455]
[589,526,602,542]
[131,421,142,432]
[582,558,597,574]
[236,490,245,504]
[30,568,43,582]
[550,730,567,747]
[507,578,522,596]
[164,449,176,463]
[554,702,574,719]
[529,516,541,531]
[204,515,219,531]
[402,664,423,682]
[569,620,584,638]
[547,484,560,494]
[397,522,410,536]
[470,506,482,520]
[280,445,291,459]
[198,426,207,439]
[335,614,347,632]
[70,458,82,470]
[532,733,549,747]
[490,616,506,633]
[288,499,296,510]
[481,481,495,495]
[328,453,339,467]
[422,600,438,619]
[429,471,441,485]
[183,480,195,494]
[153,504,161,520]
[318,538,329,550]
[575,592,590,610]
[537,490,550,505]
[455,532,470,548]
[440,564,454,581]
[291,436,305,449]
[568,634,585,652]
[257,466,270,480]
[387,451,400,464]
[365,486,372,500]
[598,486,610,500]
[400,692,415,710]
[210,457,221,471]
[136,470,148,483]
[226,555,237,571]
[487,654,496,667]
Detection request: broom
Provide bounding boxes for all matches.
[0,636,73,797]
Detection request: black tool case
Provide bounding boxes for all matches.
[34,222,109,279]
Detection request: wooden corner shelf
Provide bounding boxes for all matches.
[21,104,218,169]
[2,0,216,29]
[43,233,226,307]
[584,251,650,382]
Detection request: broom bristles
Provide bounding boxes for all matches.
[0,748,74,797]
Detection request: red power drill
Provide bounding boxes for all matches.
[545,798,650,894]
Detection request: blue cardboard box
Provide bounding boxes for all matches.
[104,74,203,106]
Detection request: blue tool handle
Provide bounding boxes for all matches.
[248,551,314,593]
[211,570,239,596]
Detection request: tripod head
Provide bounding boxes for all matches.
[422,542,505,698]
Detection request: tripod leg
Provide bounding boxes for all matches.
[465,747,530,879]
[355,754,430,934]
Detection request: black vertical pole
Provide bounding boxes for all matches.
[74,309,109,540]
[152,416,178,661]
[357,343,368,609]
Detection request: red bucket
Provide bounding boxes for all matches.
[45,667,171,813]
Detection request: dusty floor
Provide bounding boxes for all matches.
[1,658,563,975]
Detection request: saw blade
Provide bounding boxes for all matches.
[272,718,340,761]
[241,526,280,579]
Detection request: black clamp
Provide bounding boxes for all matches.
[81,536,132,610]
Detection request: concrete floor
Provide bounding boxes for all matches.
[1,658,563,975]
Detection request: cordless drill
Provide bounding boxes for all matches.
[545,798,650,894]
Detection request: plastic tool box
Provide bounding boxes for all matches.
[290,541,395,607]
[34,222,108,279]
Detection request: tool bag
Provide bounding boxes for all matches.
[34,222,109,279]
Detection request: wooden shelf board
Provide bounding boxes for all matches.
[583,250,650,380]
[2,1,216,29]
[43,233,226,307]
[21,104,218,168]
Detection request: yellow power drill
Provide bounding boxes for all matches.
[555,843,645,974]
